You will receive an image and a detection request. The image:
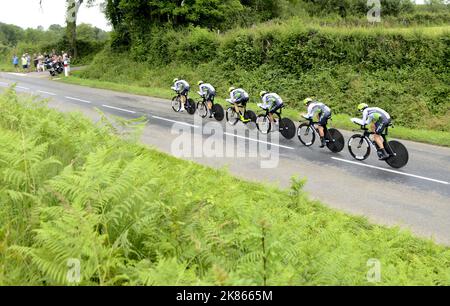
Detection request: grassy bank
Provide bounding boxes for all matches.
[73,20,450,134]
[59,74,450,147]
[0,88,449,285]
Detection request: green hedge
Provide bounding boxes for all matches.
[80,22,450,131]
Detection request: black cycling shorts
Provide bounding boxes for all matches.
[235,96,249,106]
[318,111,331,126]
[180,86,190,96]
[205,91,216,102]
[375,119,390,135]
[269,103,283,114]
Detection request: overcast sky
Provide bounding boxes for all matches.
[0,0,111,31]
[0,0,428,31]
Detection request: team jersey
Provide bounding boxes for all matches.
[229,88,249,103]
[361,107,390,125]
[172,80,189,91]
[261,93,283,109]
[199,83,215,96]
[306,102,331,119]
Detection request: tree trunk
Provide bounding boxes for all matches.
[66,0,83,58]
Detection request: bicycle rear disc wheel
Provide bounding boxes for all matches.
[197,101,208,118]
[213,104,224,121]
[244,110,257,124]
[172,96,181,112]
[348,134,371,161]
[256,115,271,134]
[226,107,239,125]
[297,123,315,147]
[186,98,196,115]
[326,128,345,153]
[279,118,296,139]
[385,140,409,169]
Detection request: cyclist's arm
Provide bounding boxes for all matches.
[198,86,205,96]
[361,109,370,125]
[305,104,316,118]
[260,96,271,109]
[172,82,180,91]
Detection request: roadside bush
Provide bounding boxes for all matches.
[79,20,450,131]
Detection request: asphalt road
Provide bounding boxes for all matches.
[1,71,449,244]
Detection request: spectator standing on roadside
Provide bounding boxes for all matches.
[26,53,31,73]
[38,54,45,72]
[12,54,19,72]
[33,54,39,72]
[21,54,28,72]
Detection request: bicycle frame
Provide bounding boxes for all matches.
[228,102,248,120]
[356,126,394,153]
[300,118,329,137]
[198,95,215,108]
[259,106,283,119]
[173,91,190,106]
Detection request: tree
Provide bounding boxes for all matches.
[40,0,96,58]
[0,22,24,46]
[77,23,109,41]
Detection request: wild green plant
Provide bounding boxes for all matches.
[0,90,449,286]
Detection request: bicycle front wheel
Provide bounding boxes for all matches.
[256,115,271,134]
[197,101,208,118]
[226,107,239,125]
[172,96,181,112]
[297,123,315,147]
[348,134,371,161]
[385,140,409,169]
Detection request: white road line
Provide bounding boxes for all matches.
[331,157,449,185]
[7,72,27,76]
[102,104,136,114]
[16,86,30,90]
[37,90,57,96]
[0,82,8,86]
[65,96,92,104]
[152,115,199,128]
[224,132,295,150]
[52,78,61,81]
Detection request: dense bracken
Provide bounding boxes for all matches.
[0,89,449,285]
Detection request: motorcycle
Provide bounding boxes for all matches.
[45,60,64,77]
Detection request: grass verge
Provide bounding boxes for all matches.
[59,74,450,147]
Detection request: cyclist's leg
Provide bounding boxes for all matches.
[269,104,282,123]
[317,112,330,137]
[373,122,386,149]
[207,92,215,110]
[373,120,390,159]
[240,98,250,121]
[317,112,330,147]
[182,86,190,105]
[234,101,240,115]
